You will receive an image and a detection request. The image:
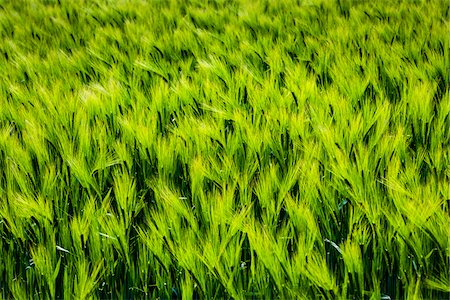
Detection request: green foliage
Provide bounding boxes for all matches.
[0,0,448,298]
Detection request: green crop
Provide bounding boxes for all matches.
[0,0,448,299]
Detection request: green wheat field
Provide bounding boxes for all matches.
[0,0,449,299]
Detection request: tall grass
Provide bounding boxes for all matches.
[0,0,448,298]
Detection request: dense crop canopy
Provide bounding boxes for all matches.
[0,0,448,298]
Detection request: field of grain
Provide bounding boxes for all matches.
[0,0,448,298]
